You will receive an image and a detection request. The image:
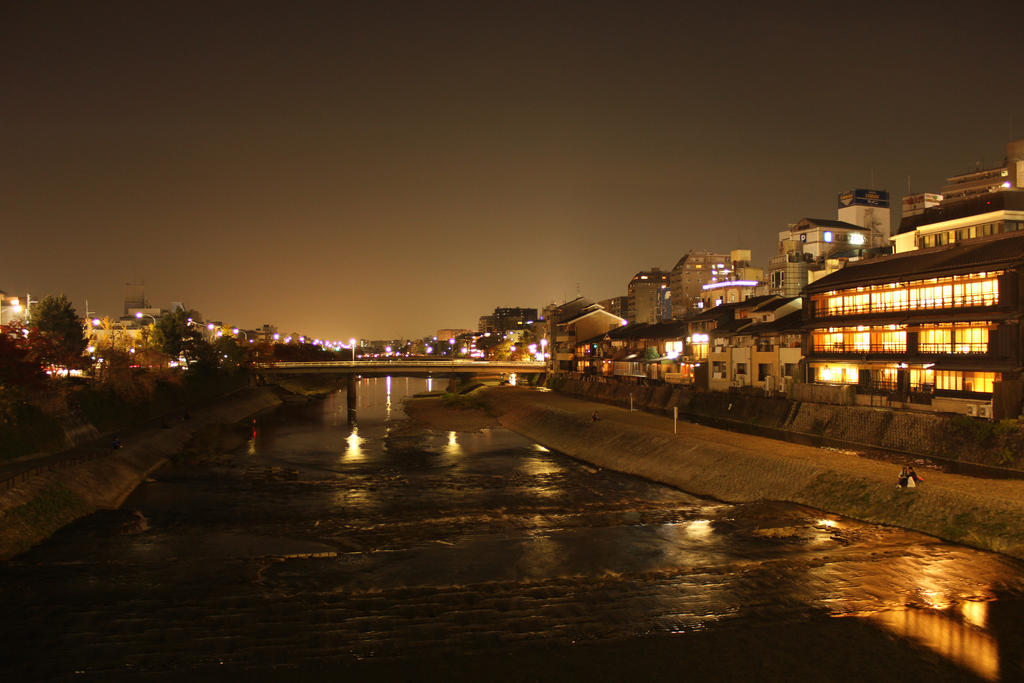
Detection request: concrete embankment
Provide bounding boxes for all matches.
[0,386,282,560]
[548,376,1024,470]
[480,387,1024,561]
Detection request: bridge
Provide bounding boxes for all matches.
[256,360,548,421]
[257,359,547,377]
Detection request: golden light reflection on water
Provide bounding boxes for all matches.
[344,427,367,462]
[519,458,564,476]
[441,431,462,461]
[868,607,998,681]
[686,519,713,541]
[962,599,988,629]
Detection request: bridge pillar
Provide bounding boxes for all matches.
[346,374,358,423]
[447,374,459,393]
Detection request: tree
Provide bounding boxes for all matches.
[151,309,214,370]
[29,294,87,369]
[0,323,45,389]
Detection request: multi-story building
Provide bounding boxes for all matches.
[492,307,538,333]
[891,190,1024,254]
[837,188,892,241]
[770,190,891,298]
[669,250,731,316]
[547,297,625,372]
[627,268,670,324]
[940,138,1024,203]
[597,295,628,319]
[804,230,1024,418]
[707,296,801,392]
[699,278,768,309]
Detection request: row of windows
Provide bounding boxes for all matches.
[916,221,1024,249]
[812,364,1000,394]
[810,323,993,355]
[812,326,907,353]
[919,324,990,354]
[816,272,1002,316]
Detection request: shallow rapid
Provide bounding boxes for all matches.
[3,377,1024,681]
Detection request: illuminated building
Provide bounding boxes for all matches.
[770,191,891,298]
[804,231,1024,418]
[669,249,734,316]
[939,138,1024,203]
[892,140,1024,254]
[546,297,625,372]
[705,296,801,393]
[891,190,1024,254]
[627,268,670,324]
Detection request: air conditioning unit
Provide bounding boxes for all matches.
[965,404,978,417]
[977,404,992,419]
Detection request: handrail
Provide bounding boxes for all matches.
[258,360,547,369]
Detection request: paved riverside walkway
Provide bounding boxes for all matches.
[481,387,1024,559]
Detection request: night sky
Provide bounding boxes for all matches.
[4,1,1024,340]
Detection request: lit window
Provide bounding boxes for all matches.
[823,231,833,243]
[849,233,865,245]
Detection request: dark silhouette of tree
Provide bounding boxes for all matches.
[151,309,210,362]
[0,323,45,389]
[28,294,87,369]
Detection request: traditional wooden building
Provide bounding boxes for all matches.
[804,231,1024,418]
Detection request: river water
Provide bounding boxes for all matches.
[4,377,1024,681]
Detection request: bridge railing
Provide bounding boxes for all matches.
[257,360,547,370]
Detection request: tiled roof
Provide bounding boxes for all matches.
[741,310,803,335]
[710,318,755,336]
[805,232,1024,293]
[795,217,867,230]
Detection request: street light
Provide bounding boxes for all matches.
[135,311,157,325]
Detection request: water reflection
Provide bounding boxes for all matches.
[870,607,999,681]
[8,376,1024,681]
[344,427,366,462]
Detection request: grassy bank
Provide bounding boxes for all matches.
[0,484,93,559]
[0,387,282,561]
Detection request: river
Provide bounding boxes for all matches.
[3,377,1024,681]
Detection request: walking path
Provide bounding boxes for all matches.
[482,387,1024,559]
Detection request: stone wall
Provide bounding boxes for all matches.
[548,376,1024,469]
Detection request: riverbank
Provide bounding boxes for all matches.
[0,386,282,560]
[472,386,1024,561]
[548,375,1024,471]
[404,393,502,431]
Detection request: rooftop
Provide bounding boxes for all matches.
[805,231,1024,294]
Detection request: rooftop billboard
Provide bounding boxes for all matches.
[838,189,890,208]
